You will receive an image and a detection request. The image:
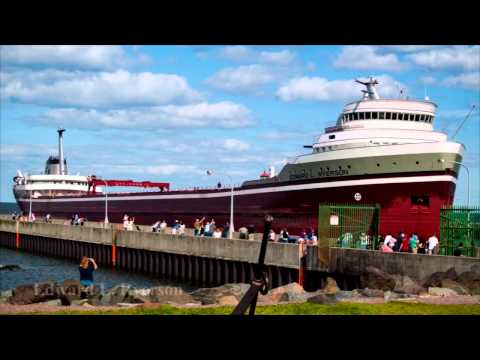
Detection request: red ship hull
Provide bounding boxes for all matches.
[16,171,456,241]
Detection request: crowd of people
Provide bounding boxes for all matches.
[380,231,439,255]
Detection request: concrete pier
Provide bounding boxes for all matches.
[1,218,478,290]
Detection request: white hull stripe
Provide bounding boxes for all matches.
[19,175,456,203]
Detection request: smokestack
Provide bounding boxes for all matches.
[57,128,66,175]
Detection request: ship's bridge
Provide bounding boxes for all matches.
[332,77,437,132]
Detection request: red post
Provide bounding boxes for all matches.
[15,221,20,249]
[298,242,306,287]
[112,244,116,266]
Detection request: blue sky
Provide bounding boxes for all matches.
[0,45,479,205]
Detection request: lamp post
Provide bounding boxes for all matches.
[441,159,470,208]
[207,170,234,239]
[28,190,32,221]
[101,180,109,224]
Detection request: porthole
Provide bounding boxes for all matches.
[393,162,397,165]
[347,165,351,169]
[338,166,342,170]
[377,163,380,167]
[416,161,420,165]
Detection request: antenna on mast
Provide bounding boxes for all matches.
[452,105,476,140]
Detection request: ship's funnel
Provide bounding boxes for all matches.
[57,128,66,175]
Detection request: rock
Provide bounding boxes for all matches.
[0,289,13,299]
[428,287,459,297]
[0,264,22,271]
[58,279,82,300]
[392,275,425,295]
[360,266,395,291]
[268,282,308,303]
[71,299,89,306]
[361,288,385,298]
[351,289,363,297]
[456,265,480,295]
[149,287,196,304]
[384,291,408,302]
[335,290,355,300]
[440,279,470,295]
[307,293,338,304]
[82,302,95,308]
[100,284,132,305]
[44,299,62,306]
[9,282,58,305]
[422,268,458,288]
[190,283,250,305]
[217,296,239,306]
[323,277,339,295]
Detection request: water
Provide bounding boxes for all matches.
[0,202,19,215]
[0,247,197,292]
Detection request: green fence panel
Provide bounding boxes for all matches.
[440,205,480,257]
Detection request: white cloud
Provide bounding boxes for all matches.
[408,46,480,71]
[442,72,480,90]
[258,49,296,65]
[260,131,307,140]
[276,75,406,102]
[2,70,202,108]
[420,76,438,85]
[380,45,439,52]
[334,46,407,71]
[0,45,133,70]
[219,46,255,61]
[206,64,277,93]
[222,138,250,151]
[28,101,255,129]
[219,46,296,65]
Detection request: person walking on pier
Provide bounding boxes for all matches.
[123,214,129,230]
[427,233,439,255]
[160,220,167,233]
[79,256,98,297]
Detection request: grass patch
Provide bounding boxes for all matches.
[17,302,480,315]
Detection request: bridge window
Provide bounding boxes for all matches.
[353,112,358,120]
[386,112,391,120]
[411,195,430,207]
[359,112,364,120]
[379,112,385,119]
[392,113,397,120]
[365,112,371,119]
[409,114,415,121]
[420,114,425,121]
[371,112,378,119]
[329,135,335,139]
[415,114,420,121]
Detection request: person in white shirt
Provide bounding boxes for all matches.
[213,228,222,238]
[178,222,186,235]
[427,233,439,255]
[159,220,167,233]
[268,229,276,242]
[384,234,396,249]
[123,214,129,230]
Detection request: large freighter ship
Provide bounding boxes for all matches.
[13,78,464,239]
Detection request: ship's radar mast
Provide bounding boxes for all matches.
[355,76,380,100]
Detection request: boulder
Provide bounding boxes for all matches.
[360,266,395,291]
[456,265,480,295]
[0,289,13,300]
[361,288,385,298]
[335,290,355,300]
[71,299,89,306]
[149,287,196,304]
[0,264,22,271]
[323,277,339,295]
[59,279,82,300]
[307,293,338,305]
[267,282,308,303]
[100,284,132,305]
[383,291,413,302]
[428,287,459,297]
[117,303,142,308]
[422,268,458,288]
[9,282,58,305]
[392,275,425,295]
[440,279,470,295]
[217,296,239,306]
[44,299,62,306]
[190,283,250,305]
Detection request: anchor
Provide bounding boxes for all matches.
[232,214,273,315]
